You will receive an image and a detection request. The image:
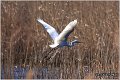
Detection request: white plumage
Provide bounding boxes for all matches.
[37,19,79,48]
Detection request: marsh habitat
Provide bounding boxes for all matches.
[1,1,119,79]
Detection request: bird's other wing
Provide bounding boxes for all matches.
[37,19,59,40]
[64,28,74,41]
[55,19,77,42]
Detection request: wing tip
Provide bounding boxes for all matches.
[37,18,42,22]
[74,19,77,23]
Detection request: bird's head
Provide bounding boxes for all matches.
[73,36,78,39]
[72,39,80,43]
[70,36,83,46]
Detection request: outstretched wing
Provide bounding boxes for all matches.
[64,28,74,41]
[55,19,77,42]
[37,19,59,40]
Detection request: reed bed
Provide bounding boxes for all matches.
[1,1,119,79]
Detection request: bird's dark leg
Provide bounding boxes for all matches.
[47,47,59,60]
[43,48,54,59]
[49,48,60,61]
[41,47,59,62]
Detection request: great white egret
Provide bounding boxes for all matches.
[37,19,80,48]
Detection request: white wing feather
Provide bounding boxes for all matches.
[37,19,59,40]
[37,19,77,48]
[54,19,77,44]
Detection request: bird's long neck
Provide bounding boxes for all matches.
[69,40,77,47]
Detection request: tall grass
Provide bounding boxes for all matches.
[1,1,119,79]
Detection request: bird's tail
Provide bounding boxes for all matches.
[49,43,59,48]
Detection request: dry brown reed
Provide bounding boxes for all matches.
[1,1,119,79]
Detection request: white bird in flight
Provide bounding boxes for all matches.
[37,19,80,48]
